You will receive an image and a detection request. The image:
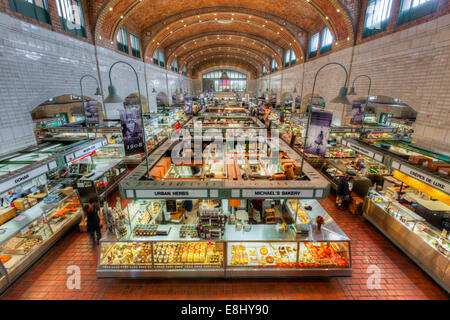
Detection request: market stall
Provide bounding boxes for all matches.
[363,159,449,293]
[0,155,83,293]
[96,134,352,278]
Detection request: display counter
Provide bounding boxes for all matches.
[183,116,265,131]
[363,190,449,293]
[74,158,128,203]
[199,107,249,116]
[0,191,82,293]
[97,198,351,278]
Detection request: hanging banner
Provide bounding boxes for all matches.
[294,96,302,110]
[350,100,366,125]
[120,108,145,156]
[84,100,99,125]
[184,95,193,115]
[257,95,265,115]
[172,94,177,104]
[245,94,250,106]
[271,94,277,105]
[305,110,333,156]
[200,93,205,106]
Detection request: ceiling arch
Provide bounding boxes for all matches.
[94,1,355,75]
[189,56,260,78]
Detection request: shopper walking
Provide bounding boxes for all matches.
[83,199,102,246]
[336,174,351,210]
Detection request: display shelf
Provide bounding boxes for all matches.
[363,190,449,294]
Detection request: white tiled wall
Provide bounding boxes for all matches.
[0,13,192,156]
[262,14,450,155]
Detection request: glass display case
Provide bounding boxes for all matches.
[0,191,82,293]
[364,190,449,293]
[97,199,352,278]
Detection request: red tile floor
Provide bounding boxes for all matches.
[0,193,448,300]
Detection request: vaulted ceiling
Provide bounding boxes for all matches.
[93,0,355,78]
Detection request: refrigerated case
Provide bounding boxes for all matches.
[97,201,351,278]
[363,190,449,293]
[0,191,82,293]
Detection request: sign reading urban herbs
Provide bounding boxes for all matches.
[135,189,208,198]
[84,100,99,125]
[120,108,145,156]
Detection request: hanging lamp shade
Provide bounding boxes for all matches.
[104,85,123,103]
[330,87,351,105]
[348,87,357,96]
[293,87,297,93]
[220,71,229,80]
[94,87,102,97]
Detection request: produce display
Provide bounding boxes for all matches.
[298,242,350,268]
[228,243,297,268]
[133,224,158,237]
[153,242,223,268]
[179,225,198,238]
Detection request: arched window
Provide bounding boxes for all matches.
[308,32,320,58]
[171,59,178,72]
[153,49,165,67]
[363,0,393,38]
[262,65,268,76]
[397,0,438,25]
[9,0,51,24]
[56,0,86,37]
[284,49,297,67]
[320,28,333,54]
[116,27,129,54]
[130,33,140,58]
[290,50,296,65]
[182,66,187,75]
[202,70,247,92]
[271,59,278,72]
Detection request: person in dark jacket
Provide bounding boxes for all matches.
[83,199,102,246]
[336,174,351,210]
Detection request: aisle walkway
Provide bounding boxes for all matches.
[1,194,448,300]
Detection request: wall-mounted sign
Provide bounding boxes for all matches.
[331,127,357,133]
[362,127,398,133]
[241,189,315,198]
[0,164,50,194]
[135,189,208,198]
[65,140,106,163]
[397,164,450,195]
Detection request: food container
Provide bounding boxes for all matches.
[235,222,243,231]
[243,223,252,232]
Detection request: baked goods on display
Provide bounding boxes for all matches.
[134,224,158,237]
[153,242,223,268]
[179,225,198,238]
[100,243,153,268]
[298,242,350,268]
[0,254,11,264]
[229,243,297,268]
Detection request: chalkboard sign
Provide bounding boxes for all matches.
[166,199,177,212]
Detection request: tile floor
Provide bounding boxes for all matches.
[0,193,448,300]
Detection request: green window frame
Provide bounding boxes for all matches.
[320,28,333,54]
[153,50,159,65]
[171,59,178,72]
[56,0,86,37]
[362,0,393,39]
[271,59,278,72]
[308,32,319,58]
[158,49,165,67]
[397,0,438,25]
[130,33,141,58]
[8,0,51,24]
[117,27,129,54]
[262,65,268,76]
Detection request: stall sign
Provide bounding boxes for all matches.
[0,164,49,194]
[66,140,105,163]
[241,189,314,198]
[362,127,398,133]
[344,140,374,158]
[331,127,356,133]
[135,189,208,198]
[397,164,450,194]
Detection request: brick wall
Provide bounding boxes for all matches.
[264,13,450,155]
[0,12,190,156]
